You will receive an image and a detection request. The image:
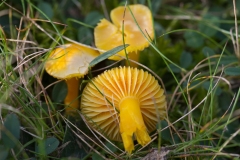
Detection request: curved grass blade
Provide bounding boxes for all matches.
[89,44,129,67]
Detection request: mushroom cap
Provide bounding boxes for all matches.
[80,67,166,141]
[45,43,99,79]
[94,4,154,60]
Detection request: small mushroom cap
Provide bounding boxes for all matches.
[45,43,99,79]
[80,67,166,141]
[94,4,154,60]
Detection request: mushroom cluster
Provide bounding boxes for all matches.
[94,4,154,61]
[44,3,165,155]
[45,43,99,113]
[80,66,166,154]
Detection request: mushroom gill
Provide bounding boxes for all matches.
[80,66,166,154]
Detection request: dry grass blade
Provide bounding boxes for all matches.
[0,38,37,45]
[79,114,124,157]
[100,0,110,20]
[161,68,224,133]
[60,113,123,159]
[232,0,239,58]
[200,93,237,133]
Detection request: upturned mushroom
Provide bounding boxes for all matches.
[80,66,166,154]
[94,4,154,62]
[45,43,99,113]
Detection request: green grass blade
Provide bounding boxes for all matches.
[89,44,129,67]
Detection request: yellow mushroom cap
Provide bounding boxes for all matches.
[45,43,99,79]
[80,67,166,142]
[94,4,154,60]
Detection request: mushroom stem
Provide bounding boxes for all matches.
[119,96,151,154]
[64,78,80,113]
[128,51,139,67]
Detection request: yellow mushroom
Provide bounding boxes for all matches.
[45,43,99,113]
[94,4,154,62]
[80,66,166,154]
